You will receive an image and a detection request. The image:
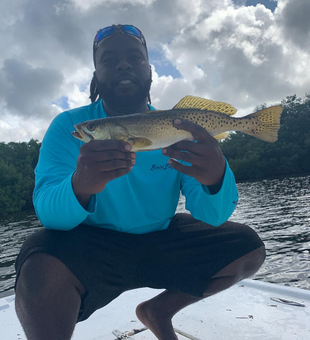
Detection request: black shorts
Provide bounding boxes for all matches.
[15,213,264,322]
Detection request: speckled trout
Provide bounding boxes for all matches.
[72,96,283,151]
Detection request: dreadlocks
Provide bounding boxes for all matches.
[89,72,99,103]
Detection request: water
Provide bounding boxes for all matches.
[1,175,310,298]
[232,175,310,289]
[0,213,42,298]
[177,175,310,289]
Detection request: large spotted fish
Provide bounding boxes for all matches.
[72,95,283,151]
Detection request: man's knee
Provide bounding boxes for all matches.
[16,252,85,298]
[244,245,266,276]
[231,222,266,273]
[232,245,266,279]
[212,244,266,282]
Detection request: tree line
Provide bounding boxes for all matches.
[0,139,40,216]
[219,94,310,181]
[0,94,309,216]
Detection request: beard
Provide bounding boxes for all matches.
[96,75,152,114]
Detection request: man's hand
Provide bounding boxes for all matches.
[162,119,226,187]
[72,140,136,207]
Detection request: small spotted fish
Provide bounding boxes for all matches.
[72,95,283,151]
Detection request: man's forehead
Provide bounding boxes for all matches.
[95,33,148,58]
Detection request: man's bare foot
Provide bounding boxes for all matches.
[136,300,178,340]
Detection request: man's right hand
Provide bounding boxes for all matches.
[72,140,136,208]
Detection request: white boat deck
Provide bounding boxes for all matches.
[1,279,309,340]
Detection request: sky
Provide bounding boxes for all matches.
[0,0,309,143]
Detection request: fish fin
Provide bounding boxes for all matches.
[242,105,283,143]
[173,95,237,116]
[213,132,230,140]
[128,137,153,148]
[143,110,165,114]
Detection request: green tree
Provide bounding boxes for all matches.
[0,93,310,215]
[0,139,41,216]
[220,94,310,181]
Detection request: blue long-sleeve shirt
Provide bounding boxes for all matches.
[33,99,239,233]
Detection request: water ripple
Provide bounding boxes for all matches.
[231,175,310,290]
[0,175,309,297]
[0,212,42,297]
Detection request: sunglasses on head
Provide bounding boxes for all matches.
[93,24,147,51]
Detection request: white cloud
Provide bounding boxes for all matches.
[277,0,310,51]
[0,59,64,118]
[160,0,308,110]
[67,85,91,110]
[70,0,155,11]
[0,0,309,142]
[150,65,194,109]
[0,111,53,143]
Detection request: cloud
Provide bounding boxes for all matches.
[150,65,194,109]
[11,0,91,67]
[70,0,155,11]
[0,0,309,142]
[0,59,63,118]
[160,1,310,113]
[278,0,310,51]
[0,106,55,143]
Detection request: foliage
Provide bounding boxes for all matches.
[0,139,41,216]
[220,94,310,181]
[0,94,310,215]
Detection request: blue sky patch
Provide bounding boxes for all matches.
[79,83,89,92]
[234,0,278,12]
[247,0,277,12]
[53,96,69,110]
[148,49,182,78]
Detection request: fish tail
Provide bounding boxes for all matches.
[242,105,283,143]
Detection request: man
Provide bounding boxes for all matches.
[15,25,266,340]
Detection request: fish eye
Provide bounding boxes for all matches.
[87,123,96,131]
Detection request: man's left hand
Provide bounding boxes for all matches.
[162,119,226,187]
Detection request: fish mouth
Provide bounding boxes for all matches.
[72,125,94,142]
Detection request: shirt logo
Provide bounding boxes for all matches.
[150,163,173,171]
[232,193,239,205]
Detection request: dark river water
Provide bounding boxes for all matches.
[0,175,309,298]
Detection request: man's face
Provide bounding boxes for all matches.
[94,33,152,112]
